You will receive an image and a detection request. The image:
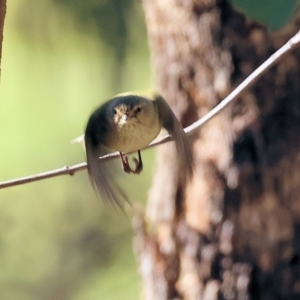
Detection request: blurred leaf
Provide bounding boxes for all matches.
[232,0,298,30]
[51,0,135,89]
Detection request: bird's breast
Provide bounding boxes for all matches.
[106,120,161,153]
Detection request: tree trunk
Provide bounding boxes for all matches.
[0,0,6,75]
[133,1,300,299]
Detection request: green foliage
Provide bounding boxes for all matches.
[232,0,298,30]
[52,0,134,59]
[51,0,136,90]
[16,0,134,59]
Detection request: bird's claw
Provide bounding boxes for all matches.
[120,152,143,174]
[121,155,133,174]
[132,157,143,174]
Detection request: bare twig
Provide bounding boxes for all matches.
[1,31,300,189]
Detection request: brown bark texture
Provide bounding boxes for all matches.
[133,1,300,299]
[0,0,6,75]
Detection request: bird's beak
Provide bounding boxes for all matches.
[121,114,128,122]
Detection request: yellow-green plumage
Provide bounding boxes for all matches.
[84,92,194,208]
[104,96,161,152]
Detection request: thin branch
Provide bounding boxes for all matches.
[1,31,300,189]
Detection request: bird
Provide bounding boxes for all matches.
[84,92,194,209]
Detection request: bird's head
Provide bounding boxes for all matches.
[111,95,157,128]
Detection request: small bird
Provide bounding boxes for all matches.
[84,92,193,208]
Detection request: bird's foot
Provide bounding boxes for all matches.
[120,154,133,174]
[120,151,143,174]
[132,150,143,174]
[132,157,143,174]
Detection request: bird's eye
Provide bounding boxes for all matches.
[113,108,117,115]
[135,106,142,113]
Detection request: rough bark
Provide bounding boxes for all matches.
[133,1,300,299]
[0,0,6,76]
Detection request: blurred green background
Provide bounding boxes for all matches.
[0,0,297,299]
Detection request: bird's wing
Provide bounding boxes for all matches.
[154,94,194,182]
[85,136,129,211]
